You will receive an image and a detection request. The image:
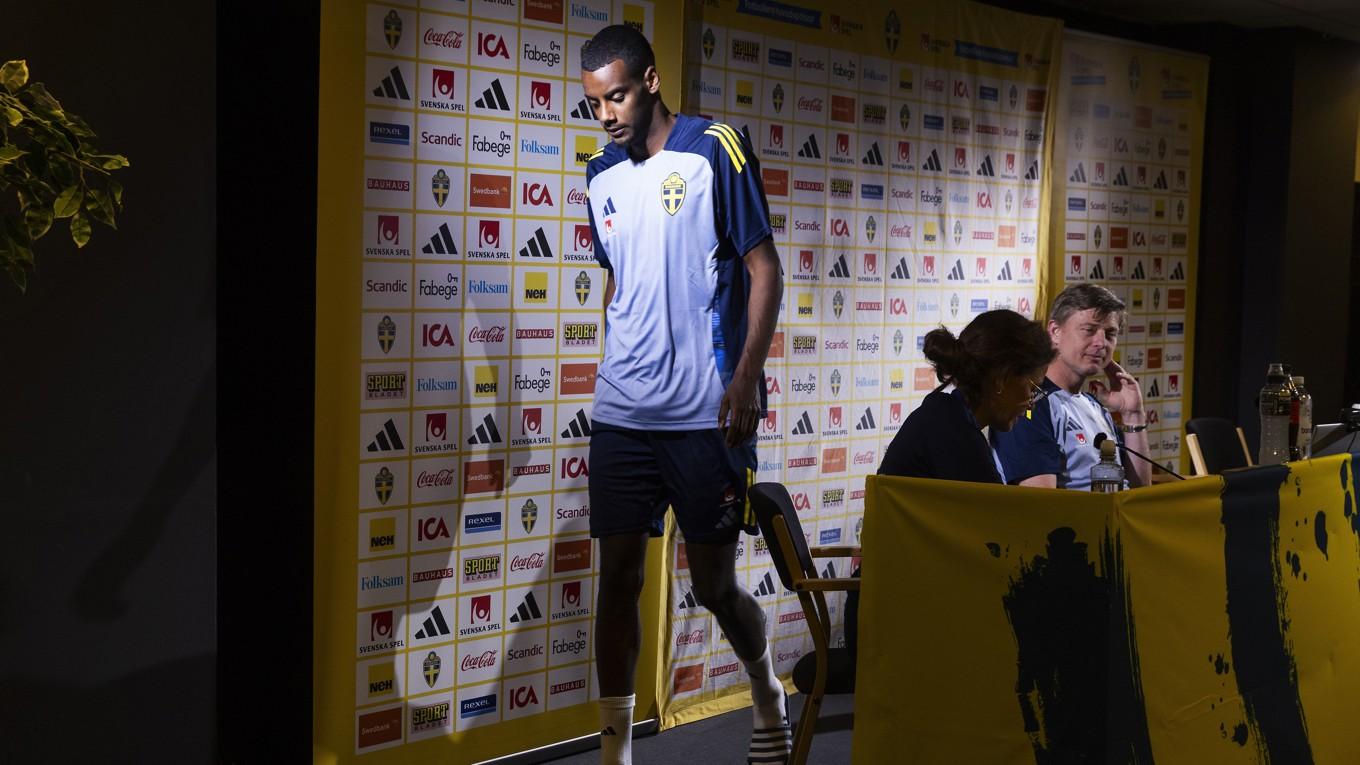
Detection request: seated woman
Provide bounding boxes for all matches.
[835,310,1054,679]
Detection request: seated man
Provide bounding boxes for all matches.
[993,284,1153,489]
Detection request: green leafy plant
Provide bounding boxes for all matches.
[0,59,128,292]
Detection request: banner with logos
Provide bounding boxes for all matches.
[853,457,1360,763]
[1049,32,1208,474]
[658,0,1063,727]
[314,1,680,761]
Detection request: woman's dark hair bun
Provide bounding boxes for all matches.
[922,327,972,384]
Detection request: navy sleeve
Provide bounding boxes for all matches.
[585,199,610,271]
[992,397,1065,484]
[707,123,771,256]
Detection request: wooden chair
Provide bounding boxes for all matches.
[1185,417,1253,475]
[748,482,860,765]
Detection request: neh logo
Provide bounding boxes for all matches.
[376,315,396,354]
[382,9,403,49]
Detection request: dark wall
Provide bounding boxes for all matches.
[0,1,216,761]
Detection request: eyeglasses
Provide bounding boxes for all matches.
[1027,380,1049,407]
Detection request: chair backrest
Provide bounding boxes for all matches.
[1186,417,1251,473]
[748,482,817,592]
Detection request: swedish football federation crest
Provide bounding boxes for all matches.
[865,215,877,243]
[1074,126,1085,152]
[384,9,402,50]
[1008,84,1019,110]
[660,172,686,216]
[899,103,911,131]
[1158,137,1167,160]
[830,369,842,396]
[374,466,394,505]
[893,329,904,355]
[1128,56,1141,94]
[953,220,963,246]
[702,28,715,60]
[950,293,960,318]
[521,498,539,533]
[377,315,396,354]
[1094,225,1103,249]
[1176,200,1185,222]
[574,271,591,305]
[431,169,450,208]
[832,290,844,319]
[884,10,901,53]
[422,651,441,687]
[771,83,785,113]
[1004,190,1014,213]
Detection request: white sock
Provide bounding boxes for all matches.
[598,694,635,765]
[742,646,786,728]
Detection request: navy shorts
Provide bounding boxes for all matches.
[588,421,757,544]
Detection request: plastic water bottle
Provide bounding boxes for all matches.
[1091,439,1124,493]
[1284,367,1301,461]
[1292,376,1313,458]
[1259,363,1291,464]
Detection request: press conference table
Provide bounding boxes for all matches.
[852,454,1360,764]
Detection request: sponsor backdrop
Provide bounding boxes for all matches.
[1050,32,1207,473]
[658,0,1062,728]
[853,457,1360,763]
[315,1,678,761]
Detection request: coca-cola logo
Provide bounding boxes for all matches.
[461,650,498,671]
[468,326,506,343]
[510,552,545,571]
[416,469,454,487]
[566,189,588,205]
[424,29,464,49]
[676,629,705,647]
[797,97,823,112]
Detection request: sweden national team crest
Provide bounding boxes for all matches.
[521,498,538,533]
[431,169,450,208]
[422,650,441,687]
[702,27,715,60]
[884,10,901,53]
[832,290,844,318]
[660,172,686,216]
[377,315,396,354]
[574,270,591,305]
[830,369,842,396]
[374,466,394,505]
[771,83,785,113]
[893,329,904,355]
[865,215,877,242]
[383,9,402,50]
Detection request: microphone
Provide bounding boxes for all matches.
[1093,432,1186,481]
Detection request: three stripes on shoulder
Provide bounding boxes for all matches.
[704,122,748,173]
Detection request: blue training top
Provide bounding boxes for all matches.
[992,377,1127,490]
[585,114,772,430]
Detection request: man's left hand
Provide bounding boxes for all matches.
[1091,361,1145,418]
[718,372,762,447]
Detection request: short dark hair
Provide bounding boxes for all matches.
[580,25,655,80]
[922,310,1055,403]
[1048,283,1126,330]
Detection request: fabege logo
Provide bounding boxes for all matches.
[432,69,455,100]
[530,81,551,109]
[478,32,510,60]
